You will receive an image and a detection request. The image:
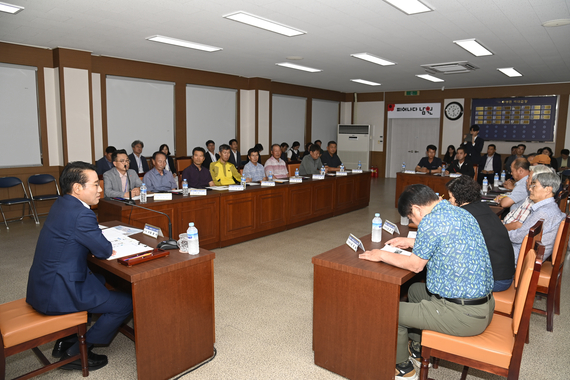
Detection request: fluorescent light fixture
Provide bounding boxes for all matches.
[453,38,493,57]
[0,1,24,14]
[497,67,523,77]
[276,62,321,73]
[351,52,396,66]
[146,35,222,52]
[224,11,306,37]
[351,79,381,86]
[542,19,570,27]
[383,0,433,15]
[416,74,444,82]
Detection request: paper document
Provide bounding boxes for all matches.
[246,182,260,186]
[101,227,151,259]
[274,179,289,183]
[98,225,108,229]
[381,244,412,256]
[407,231,417,239]
[108,225,143,236]
[206,186,229,191]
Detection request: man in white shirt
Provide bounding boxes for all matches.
[203,139,219,169]
[477,144,502,186]
[104,149,142,198]
[128,140,149,173]
[228,139,243,167]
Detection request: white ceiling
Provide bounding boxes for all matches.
[1,0,569,93]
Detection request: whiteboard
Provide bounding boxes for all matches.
[106,76,175,156]
[186,85,237,153]
[0,63,42,168]
[272,94,306,147]
[312,99,339,145]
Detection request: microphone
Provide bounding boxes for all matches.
[110,199,178,250]
[125,164,136,206]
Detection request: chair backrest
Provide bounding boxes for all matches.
[0,176,23,189]
[176,156,193,174]
[549,215,570,280]
[288,163,301,177]
[27,174,60,197]
[514,219,543,287]
[472,164,478,180]
[557,191,569,213]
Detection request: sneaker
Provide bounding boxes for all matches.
[395,360,418,380]
[408,340,431,369]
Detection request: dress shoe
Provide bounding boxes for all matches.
[59,350,108,371]
[52,338,76,358]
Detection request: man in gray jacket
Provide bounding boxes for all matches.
[299,144,326,175]
[103,149,142,198]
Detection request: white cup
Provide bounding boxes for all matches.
[177,233,189,253]
[400,216,409,226]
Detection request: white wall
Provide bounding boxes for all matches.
[312,99,339,146]
[240,89,255,151]
[91,73,103,159]
[354,101,384,152]
[272,94,306,146]
[340,102,352,124]
[63,67,92,163]
[44,67,63,166]
[258,90,270,151]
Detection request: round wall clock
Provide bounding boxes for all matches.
[445,102,463,121]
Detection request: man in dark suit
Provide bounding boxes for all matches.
[95,146,116,176]
[477,144,502,186]
[128,140,149,174]
[228,138,243,167]
[462,124,485,163]
[445,146,474,177]
[26,162,132,371]
[203,139,219,169]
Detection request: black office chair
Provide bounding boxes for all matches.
[0,176,39,229]
[27,174,61,218]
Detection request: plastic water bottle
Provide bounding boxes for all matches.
[493,173,499,187]
[187,222,199,255]
[320,165,326,175]
[482,178,489,195]
[182,179,189,196]
[358,161,362,170]
[268,171,273,181]
[241,176,246,189]
[435,193,440,198]
[401,162,406,172]
[371,213,383,242]
[295,168,299,177]
[340,163,345,172]
[441,163,446,176]
[140,183,147,203]
[500,170,506,184]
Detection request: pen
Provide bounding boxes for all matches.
[126,252,152,261]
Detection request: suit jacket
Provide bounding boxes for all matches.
[26,195,112,314]
[103,167,142,198]
[447,160,474,177]
[479,153,502,174]
[228,150,242,167]
[203,151,219,169]
[128,152,149,173]
[165,155,175,174]
[96,156,114,176]
[462,136,484,161]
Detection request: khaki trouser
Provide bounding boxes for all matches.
[396,282,495,364]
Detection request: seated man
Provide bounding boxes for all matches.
[264,144,289,179]
[128,140,149,174]
[280,142,289,162]
[446,175,515,292]
[556,149,569,172]
[103,149,142,198]
[210,144,245,185]
[96,146,116,176]
[26,162,132,371]
[143,151,177,192]
[182,147,215,189]
[242,148,267,182]
[415,144,442,174]
[299,144,325,175]
[477,144,502,186]
[360,184,493,380]
[203,140,219,169]
[228,139,243,167]
[504,144,526,177]
[496,158,530,212]
[321,141,342,172]
[508,171,565,262]
[445,146,474,177]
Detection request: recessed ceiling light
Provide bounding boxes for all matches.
[383,0,433,15]
[276,62,321,73]
[416,74,444,82]
[0,1,24,14]
[286,56,303,60]
[542,19,570,27]
[224,11,306,37]
[453,38,493,57]
[497,67,523,77]
[351,79,381,86]
[146,35,222,52]
[350,52,396,66]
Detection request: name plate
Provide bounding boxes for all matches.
[190,188,207,196]
[154,193,172,201]
[312,174,325,180]
[228,185,245,191]
[404,170,416,174]
[449,173,461,178]
[382,220,400,235]
[289,177,303,183]
[261,181,276,187]
[336,171,348,176]
[352,169,363,173]
[346,233,365,252]
[143,223,163,238]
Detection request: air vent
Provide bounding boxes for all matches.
[421,61,479,75]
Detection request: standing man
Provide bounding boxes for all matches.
[96,146,116,176]
[320,141,343,172]
[444,146,474,177]
[26,162,133,371]
[299,144,325,175]
[360,184,493,380]
[203,140,219,169]
[242,148,267,182]
[477,144,502,186]
[228,139,243,167]
[415,145,442,174]
[264,144,289,179]
[210,144,246,185]
[143,151,177,192]
[462,124,484,162]
[128,140,149,174]
[496,158,530,211]
[103,149,142,198]
[181,147,215,189]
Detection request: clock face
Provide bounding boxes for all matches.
[445,102,463,120]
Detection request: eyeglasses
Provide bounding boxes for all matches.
[116,160,129,163]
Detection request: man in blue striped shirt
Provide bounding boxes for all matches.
[242,148,267,182]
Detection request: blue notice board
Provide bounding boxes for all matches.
[471,96,557,142]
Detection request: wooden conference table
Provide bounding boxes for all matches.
[88,221,215,380]
[312,224,420,380]
[98,172,371,249]
[395,172,453,207]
